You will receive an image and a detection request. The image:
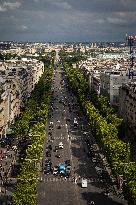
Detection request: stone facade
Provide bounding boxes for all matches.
[0,59,44,137]
[100,71,128,106]
[119,81,136,135]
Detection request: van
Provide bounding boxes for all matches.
[59,142,63,149]
[81,178,87,188]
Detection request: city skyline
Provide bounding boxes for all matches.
[0,0,136,42]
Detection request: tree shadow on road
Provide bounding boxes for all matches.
[81,191,126,205]
[71,146,113,191]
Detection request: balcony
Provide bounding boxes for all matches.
[0,108,3,113]
[0,97,3,103]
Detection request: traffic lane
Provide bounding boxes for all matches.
[39,128,77,202]
[37,180,77,205]
[47,102,72,165]
[43,128,69,169]
[67,126,112,182]
[63,89,128,204]
[67,122,111,183]
[63,113,127,203]
[46,126,111,204]
[69,135,100,180]
[62,92,108,175]
[38,68,80,205]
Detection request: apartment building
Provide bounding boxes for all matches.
[119,81,136,136]
[100,70,128,106]
[0,79,20,137]
[0,59,44,138]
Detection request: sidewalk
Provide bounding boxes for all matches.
[98,151,126,201]
[86,137,127,201]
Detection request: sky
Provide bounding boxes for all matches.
[0,0,136,42]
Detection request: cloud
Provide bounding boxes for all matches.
[0,1,21,12]
[0,5,6,12]
[20,25,28,31]
[0,0,136,41]
[107,17,127,25]
[51,1,72,10]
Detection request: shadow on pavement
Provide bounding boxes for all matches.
[81,191,126,205]
[71,146,113,191]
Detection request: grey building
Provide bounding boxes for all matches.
[119,81,136,136]
[100,70,128,106]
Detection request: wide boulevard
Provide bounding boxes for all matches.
[37,55,128,205]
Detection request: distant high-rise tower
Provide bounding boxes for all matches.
[126,34,136,79]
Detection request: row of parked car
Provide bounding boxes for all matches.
[85,139,98,160]
[84,138,109,182]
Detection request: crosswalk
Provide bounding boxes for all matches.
[43,177,72,182]
[48,136,86,141]
[40,176,106,183]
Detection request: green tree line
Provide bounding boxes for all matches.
[12,53,54,205]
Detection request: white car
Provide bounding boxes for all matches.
[81,178,87,188]
[53,166,58,175]
[59,142,63,149]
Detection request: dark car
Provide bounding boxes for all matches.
[45,159,52,166]
[48,131,52,136]
[51,136,54,140]
[48,145,52,150]
[66,118,70,122]
[55,153,61,158]
[57,125,61,129]
[44,165,52,174]
[54,146,59,152]
[65,160,71,166]
[66,167,71,177]
[87,151,92,158]
[46,151,51,157]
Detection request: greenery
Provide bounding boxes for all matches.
[12,52,54,205]
[59,50,88,65]
[0,52,17,60]
[60,51,136,205]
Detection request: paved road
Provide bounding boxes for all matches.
[37,57,128,205]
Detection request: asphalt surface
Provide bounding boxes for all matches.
[37,55,128,205]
